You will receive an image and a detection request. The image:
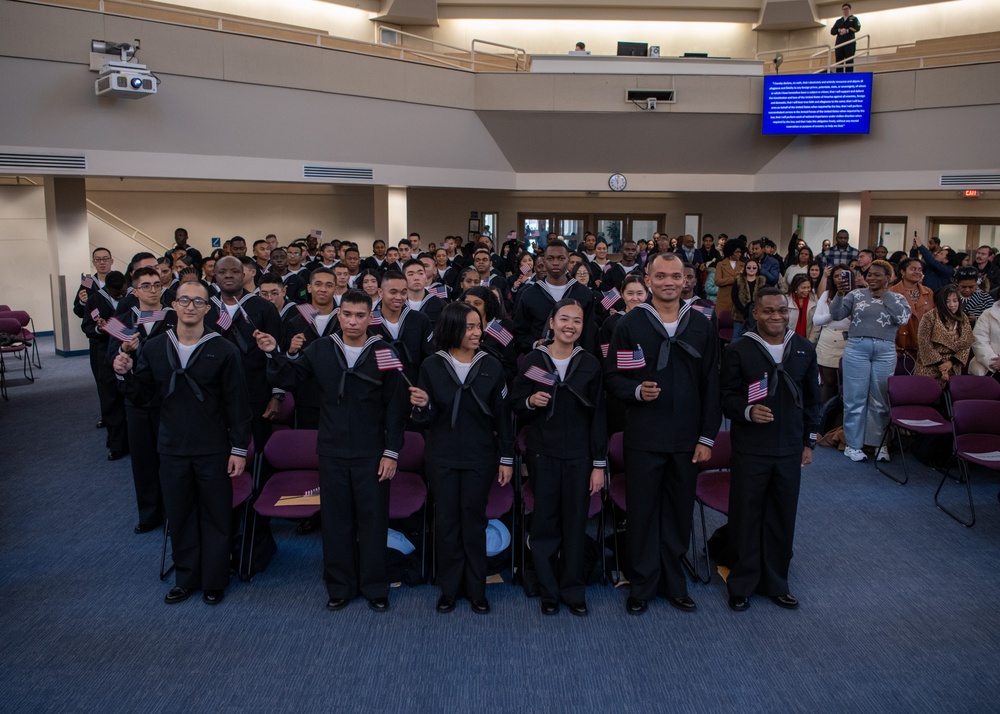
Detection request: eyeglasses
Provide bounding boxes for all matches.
[136,283,161,291]
[175,297,208,308]
[93,256,112,262]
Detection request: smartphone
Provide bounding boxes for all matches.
[840,269,854,291]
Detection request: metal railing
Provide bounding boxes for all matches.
[376,26,527,72]
[86,200,170,255]
[758,33,1000,74]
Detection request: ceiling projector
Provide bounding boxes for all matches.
[92,39,157,99]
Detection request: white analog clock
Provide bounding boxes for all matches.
[608,173,627,192]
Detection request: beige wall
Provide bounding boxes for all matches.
[0,186,53,331]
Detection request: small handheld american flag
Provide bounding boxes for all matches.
[601,289,621,311]
[480,278,492,288]
[138,309,168,325]
[237,303,257,330]
[520,262,533,275]
[296,303,319,324]
[600,343,610,358]
[370,312,383,326]
[375,348,404,372]
[103,317,137,342]
[81,275,94,289]
[524,365,557,386]
[216,309,232,331]
[485,319,513,347]
[748,374,769,403]
[90,308,101,321]
[427,284,448,300]
[303,486,320,497]
[616,346,646,370]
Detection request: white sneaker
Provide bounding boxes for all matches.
[876,447,890,462]
[844,447,867,462]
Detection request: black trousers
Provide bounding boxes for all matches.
[125,404,163,525]
[528,453,590,604]
[727,452,801,599]
[249,399,273,457]
[98,366,128,453]
[428,464,493,601]
[318,454,389,601]
[624,448,697,600]
[835,42,855,73]
[160,452,232,591]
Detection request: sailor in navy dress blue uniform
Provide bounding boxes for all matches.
[720,288,821,612]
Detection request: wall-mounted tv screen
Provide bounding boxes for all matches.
[762,73,873,135]
[617,42,648,57]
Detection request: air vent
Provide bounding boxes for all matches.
[625,89,675,103]
[940,174,1000,186]
[303,165,374,181]
[0,152,87,172]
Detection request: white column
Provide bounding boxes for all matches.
[374,186,408,246]
[44,177,92,355]
[836,192,868,250]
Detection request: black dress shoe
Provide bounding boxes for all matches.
[203,590,224,605]
[367,597,389,613]
[470,598,490,614]
[326,597,350,611]
[728,595,750,612]
[96,420,106,429]
[164,586,192,605]
[133,521,161,534]
[667,595,697,612]
[626,597,648,615]
[540,599,559,616]
[567,601,589,617]
[107,450,127,461]
[436,595,456,613]
[771,594,799,610]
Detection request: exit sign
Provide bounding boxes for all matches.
[963,190,984,197]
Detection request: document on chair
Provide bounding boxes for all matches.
[897,419,945,428]
[965,451,1000,461]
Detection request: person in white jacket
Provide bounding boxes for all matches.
[969,302,1000,377]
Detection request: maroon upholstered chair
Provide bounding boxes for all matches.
[936,400,1000,527]
[947,374,1000,406]
[876,375,952,485]
[0,315,33,400]
[391,431,428,579]
[685,431,732,584]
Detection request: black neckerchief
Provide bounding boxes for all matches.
[634,302,701,370]
[330,334,382,403]
[744,330,802,408]
[435,350,493,427]
[536,344,593,418]
[165,330,220,402]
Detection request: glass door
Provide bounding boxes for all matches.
[869,216,907,254]
[596,216,626,253]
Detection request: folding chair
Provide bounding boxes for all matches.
[717,310,734,345]
[0,310,40,369]
[160,441,256,580]
[683,431,732,584]
[875,375,951,485]
[0,316,33,400]
[936,400,1000,527]
[946,374,1000,407]
[391,431,429,581]
[269,391,296,432]
[244,429,320,578]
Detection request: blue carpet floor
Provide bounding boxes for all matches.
[2,338,999,713]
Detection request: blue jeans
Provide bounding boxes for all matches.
[841,337,896,450]
[732,321,745,342]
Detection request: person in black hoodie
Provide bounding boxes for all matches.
[720,288,820,612]
[512,299,606,616]
[604,252,720,616]
[113,280,252,606]
[256,290,405,613]
[409,302,515,615]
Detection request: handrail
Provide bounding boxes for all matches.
[471,39,528,72]
[377,25,528,72]
[86,200,171,254]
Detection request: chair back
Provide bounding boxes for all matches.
[0,317,23,340]
[398,431,425,473]
[0,304,10,312]
[608,432,625,474]
[949,375,1000,404]
[485,479,514,519]
[888,375,942,407]
[5,310,31,329]
[717,310,734,329]
[263,429,319,471]
[952,400,1000,438]
[697,431,731,473]
[271,391,295,427]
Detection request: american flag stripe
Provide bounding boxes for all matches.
[600,343,610,358]
[370,313,383,326]
[90,308,101,321]
[304,486,320,497]
[428,284,448,299]
[524,365,557,386]
[480,279,492,287]
[375,348,404,372]
[216,309,232,330]
[601,289,621,311]
[137,309,168,325]
[616,349,646,370]
[296,303,319,324]
[748,374,769,403]
[485,320,513,347]
[102,317,137,342]
[520,262,533,275]
[81,275,94,289]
